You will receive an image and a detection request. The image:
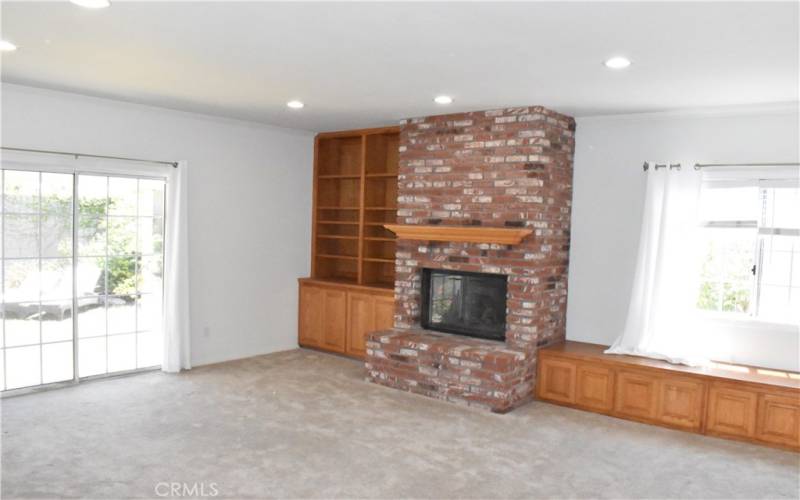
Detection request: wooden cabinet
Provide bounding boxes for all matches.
[537,358,576,404]
[576,364,614,412]
[346,292,394,357]
[322,288,347,353]
[298,284,325,347]
[299,279,393,359]
[657,378,705,431]
[536,342,800,451]
[615,371,658,420]
[346,292,373,357]
[755,393,800,448]
[707,385,758,438]
[374,295,394,330]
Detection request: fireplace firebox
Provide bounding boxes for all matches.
[420,268,507,341]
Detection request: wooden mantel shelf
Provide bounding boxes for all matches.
[384,224,532,245]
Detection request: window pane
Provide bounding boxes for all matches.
[696,282,721,311]
[77,302,105,339]
[78,175,107,215]
[4,259,39,303]
[4,170,39,213]
[696,228,755,313]
[107,333,136,372]
[5,345,40,389]
[720,281,751,313]
[139,179,165,217]
[4,214,39,258]
[763,187,800,229]
[78,337,106,377]
[761,248,792,287]
[41,300,73,343]
[138,217,164,255]
[77,216,107,256]
[41,258,72,301]
[40,172,73,214]
[41,213,72,258]
[107,256,136,296]
[137,331,161,368]
[138,256,163,294]
[108,177,138,216]
[108,296,136,335]
[107,216,137,255]
[42,341,73,384]
[137,293,162,332]
[77,257,106,298]
[757,234,798,322]
[4,303,39,347]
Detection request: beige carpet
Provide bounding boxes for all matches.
[2,349,798,499]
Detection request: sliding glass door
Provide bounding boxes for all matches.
[1,169,165,391]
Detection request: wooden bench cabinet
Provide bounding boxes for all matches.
[537,341,800,451]
[756,393,800,448]
[298,278,393,359]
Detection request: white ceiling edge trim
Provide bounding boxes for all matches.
[0,82,316,138]
[576,101,799,124]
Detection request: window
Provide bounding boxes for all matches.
[1,169,166,391]
[696,181,799,324]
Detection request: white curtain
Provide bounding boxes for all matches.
[0,150,191,372]
[605,166,707,366]
[162,160,191,372]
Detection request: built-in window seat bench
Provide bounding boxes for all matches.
[537,341,800,451]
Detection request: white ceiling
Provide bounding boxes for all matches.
[1,1,798,132]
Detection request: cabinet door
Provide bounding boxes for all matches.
[373,295,395,330]
[756,393,800,448]
[576,364,614,412]
[706,385,757,438]
[299,284,325,347]
[537,357,576,404]
[615,371,658,420]
[322,288,347,353]
[346,292,374,358]
[657,378,705,431]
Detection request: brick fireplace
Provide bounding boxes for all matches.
[365,106,575,413]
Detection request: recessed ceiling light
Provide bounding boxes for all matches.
[70,0,111,8]
[434,95,454,105]
[604,56,631,69]
[287,100,304,109]
[0,40,18,52]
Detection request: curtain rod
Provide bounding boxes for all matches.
[693,162,799,170]
[1,146,178,168]
[642,162,681,171]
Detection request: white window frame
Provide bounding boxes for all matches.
[696,179,799,331]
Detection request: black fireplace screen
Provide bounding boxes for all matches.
[421,268,507,341]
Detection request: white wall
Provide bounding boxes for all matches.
[1,83,314,367]
[567,104,800,370]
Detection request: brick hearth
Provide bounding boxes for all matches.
[365,106,575,412]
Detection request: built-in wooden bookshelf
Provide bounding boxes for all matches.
[311,126,399,289]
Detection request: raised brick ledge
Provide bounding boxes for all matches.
[365,328,535,413]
